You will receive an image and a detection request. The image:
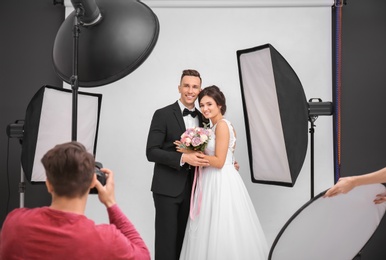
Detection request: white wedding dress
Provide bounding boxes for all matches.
[179,119,269,260]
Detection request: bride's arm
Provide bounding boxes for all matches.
[203,120,229,169]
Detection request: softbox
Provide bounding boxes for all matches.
[21,85,102,182]
[237,44,308,187]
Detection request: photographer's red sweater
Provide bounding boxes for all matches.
[0,204,150,260]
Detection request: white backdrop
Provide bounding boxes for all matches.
[63,0,334,257]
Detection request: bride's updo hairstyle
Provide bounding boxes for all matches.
[198,85,227,115]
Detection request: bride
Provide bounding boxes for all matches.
[177,85,268,260]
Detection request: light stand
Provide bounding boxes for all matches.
[308,115,316,199]
[19,168,25,208]
[70,6,82,141]
[6,120,26,207]
[68,0,103,140]
[308,98,333,198]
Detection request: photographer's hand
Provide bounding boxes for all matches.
[94,168,116,208]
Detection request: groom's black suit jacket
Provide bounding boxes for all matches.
[146,101,207,197]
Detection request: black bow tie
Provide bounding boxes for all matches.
[183,108,197,118]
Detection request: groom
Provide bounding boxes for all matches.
[146,69,210,260]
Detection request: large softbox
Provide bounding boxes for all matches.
[237,44,308,187]
[21,85,102,182]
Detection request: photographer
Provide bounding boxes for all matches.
[0,141,150,260]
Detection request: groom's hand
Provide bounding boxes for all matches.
[182,152,209,167]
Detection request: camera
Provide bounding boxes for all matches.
[90,162,106,194]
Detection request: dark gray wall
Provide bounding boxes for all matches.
[341,1,386,174]
[339,0,386,259]
[0,0,64,226]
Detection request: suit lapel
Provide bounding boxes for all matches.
[197,110,209,127]
[172,101,186,132]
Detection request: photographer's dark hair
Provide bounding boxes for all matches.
[198,85,227,115]
[42,141,95,198]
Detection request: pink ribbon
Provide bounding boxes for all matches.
[189,166,203,220]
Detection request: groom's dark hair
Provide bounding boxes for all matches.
[180,69,201,84]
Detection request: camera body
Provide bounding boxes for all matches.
[89,162,106,194]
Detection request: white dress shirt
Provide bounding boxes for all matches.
[178,100,199,166]
[178,100,199,129]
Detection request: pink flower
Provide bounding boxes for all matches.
[180,126,212,152]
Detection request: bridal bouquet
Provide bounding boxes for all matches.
[180,126,212,152]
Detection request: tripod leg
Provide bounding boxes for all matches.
[19,166,25,208]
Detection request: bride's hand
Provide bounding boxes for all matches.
[234,161,240,171]
[174,140,182,148]
[374,192,386,204]
[174,140,193,153]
